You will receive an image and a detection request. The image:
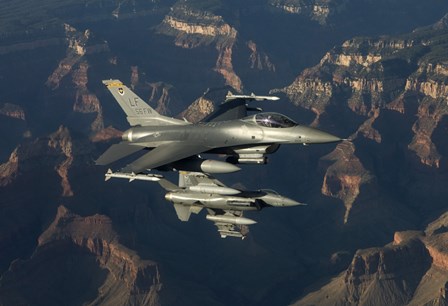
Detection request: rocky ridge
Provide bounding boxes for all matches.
[45,24,110,135]
[46,24,104,90]
[293,213,448,306]
[320,141,374,224]
[180,96,215,123]
[156,3,277,93]
[148,82,182,117]
[268,0,348,25]
[0,103,26,121]
[272,23,448,170]
[0,125,76,194]
[48,126,74,197]
[0,148,19,187]
[157,4,243,92]
[0,206,162,306]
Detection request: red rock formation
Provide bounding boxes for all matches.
[0,206,162,306]
[43,206,161,304]
[0,148,19,186]
[46,54,81,90]
[268,0,348,25]
[353,108,382,143]
[215,46,243,92]
[158,6,237,48]
[293,213,448,306]
[179,96,214,123]
[0,103,26,120]
[407,98,446,168]
[157,5,243,92]
[320,141,373,223]
[247,40,276,72]
[147,82,182,116]
[90,126,123,142]
[72,61,104,133]
[46,25,107,134]
[48,126,74,197]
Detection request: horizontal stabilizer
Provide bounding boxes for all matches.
[174,204,191,222]
[96,143,143,165]
[157,178,180,191]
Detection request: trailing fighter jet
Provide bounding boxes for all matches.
[105,170,304,239]
[96,80,341,174]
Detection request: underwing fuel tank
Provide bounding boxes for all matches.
[169,159,241,174]
[206,214,257,225]
[188,185,241,195]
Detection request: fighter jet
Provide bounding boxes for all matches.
[96,80,341,174]
[105,170,304,239]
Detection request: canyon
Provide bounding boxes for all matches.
[1,1,448,305]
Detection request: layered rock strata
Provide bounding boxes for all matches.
[294,212,448,305]
[0,206,162,306]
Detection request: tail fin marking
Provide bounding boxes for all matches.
[102,79,188,126]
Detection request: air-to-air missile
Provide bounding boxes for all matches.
[104,169,163,182]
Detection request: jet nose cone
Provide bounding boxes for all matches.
[309,129,342,144]
[282,197,305,206]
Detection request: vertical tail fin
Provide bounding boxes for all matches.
[102,79,187,126]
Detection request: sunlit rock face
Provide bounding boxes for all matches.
[268,0,349,25]
[293,214,448,306]
[156,5,243,92]
[0,206,162,306]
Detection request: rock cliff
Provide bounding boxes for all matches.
[148,82,183,116]
[320,141,374,223]
[156,3,277,93]
[0,103,26,121]
[45,24,110,135]
[268,0,348,25]
[271,17,448,193]
[293,213,448,306]
[0,125,75,194]
[0,148,19,187]
[48,126,74,197]
[157,4,243,92]
[0,206,162,306]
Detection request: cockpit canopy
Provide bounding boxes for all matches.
[259,189,279,195]
[253,112,297,128]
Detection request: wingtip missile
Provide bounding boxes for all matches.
[225,93,280,103]
[104,170,163,182]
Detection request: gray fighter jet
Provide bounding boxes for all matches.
[96,80,341,174]
[105,170,304,239]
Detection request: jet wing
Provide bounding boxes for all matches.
[207,210,250,239]
[204,92,279,122]
[178,171,226,188]
[121,142,210,173]
[96,142,144,166]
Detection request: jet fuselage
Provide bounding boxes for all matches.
[164,189,301,212]
[122,113,340,152]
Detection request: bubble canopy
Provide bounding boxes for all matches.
[248,112,298,128]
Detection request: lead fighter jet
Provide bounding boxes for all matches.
[96,80,341,174]
[105,170,304,239]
